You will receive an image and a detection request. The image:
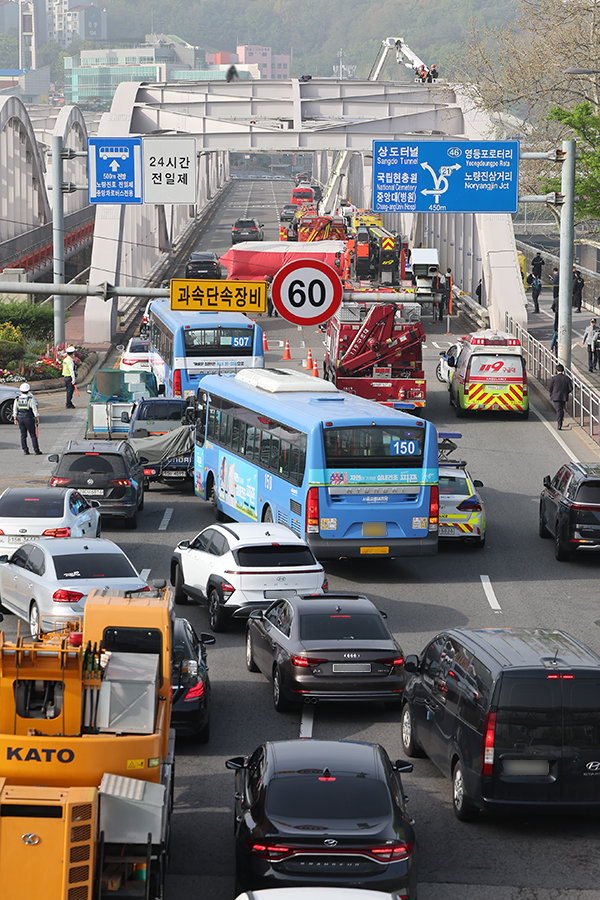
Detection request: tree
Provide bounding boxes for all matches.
[547,102,600,221]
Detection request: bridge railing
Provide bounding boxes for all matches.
[506,313,600,445]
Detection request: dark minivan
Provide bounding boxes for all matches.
[540,462,600,560]
[401,627,600,820]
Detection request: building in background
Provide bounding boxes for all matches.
[0,64,51,102]
[46,0,107,47]
[206,45,290,79]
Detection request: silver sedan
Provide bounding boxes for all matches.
[0,537,148,635]
[0,487,101,552]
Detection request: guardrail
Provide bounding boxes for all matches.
[455,291,489,330]
[505,313,600,445]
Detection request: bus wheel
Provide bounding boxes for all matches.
[262,505,274,523]
[209,480,225,522]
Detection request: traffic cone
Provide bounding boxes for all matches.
[312,359,319,377]
[263,331,269,352]
[282,339,291,360]
[305,348,313,370]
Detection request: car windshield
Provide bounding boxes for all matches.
[0,494,65,518]
[299,613,389,641]
[324,425,424,469]
[439,474,471,496]
[575,481,600,504]
[266,775,391,820]
[235,546,315,567]
[54,552,137,580]
[56,453,127,478]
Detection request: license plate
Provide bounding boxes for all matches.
[502,759,549,776]
[362,522,387,537]
[360,546,389,555]
[332,663,372,673]
[80,489,104,496]
[162,470,187,477]
[439,526,455,536]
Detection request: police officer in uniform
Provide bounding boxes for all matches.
[62,345,77,408]
[13,383,41,455]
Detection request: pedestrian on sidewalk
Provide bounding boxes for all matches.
[62,346,77,408]
[13,383,41,455]
[572,270,584,312]
[582,318,599,371]
[531,251,545,278]
[552,267,559,301]
[531,275,542,313]
[550,331,558,357]
[549,364,573,430]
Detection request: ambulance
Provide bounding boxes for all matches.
[447,330,529,418]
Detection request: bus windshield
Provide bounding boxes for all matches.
[183,328,254,358]
[324,424,424,468]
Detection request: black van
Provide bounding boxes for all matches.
[401,628,600,820]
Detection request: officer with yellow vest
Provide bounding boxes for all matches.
[12,383,41,455]
[62,345,77,408]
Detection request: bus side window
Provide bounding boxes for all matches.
[279,439,291,479]
[232,419,244,454]
[259,431,272,467]
[220,412,232,446]
[269,435,280,473]
[246,425,259,462]
[207,408,219,440]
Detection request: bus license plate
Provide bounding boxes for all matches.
[362,522,387,537]
[360,546,389,555]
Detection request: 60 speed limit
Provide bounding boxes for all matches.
[271,259,343,326]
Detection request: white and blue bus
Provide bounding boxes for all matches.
[147,300,264,398]
[194,368,439,558]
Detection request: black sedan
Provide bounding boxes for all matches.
[539,462,600,560]
[171,617,215,741]
[226,739,416,897]
[245,594,405,711]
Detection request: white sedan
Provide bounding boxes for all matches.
[0,537,148,635]
[0,487,101,552]
[119,337,150,372]
[170,523,326,631]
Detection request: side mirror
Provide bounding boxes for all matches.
[138,456,149,465]
[225,756,246,770]
[379,609,388,619]
[90,500,101,508]
[447,355,456,368]
[48,454,59,462]
[179,540,190,549]
[473,479,484,488]
[394,759,414,774]
[439,350,446,357]
[120,411,130,423]
[0,555,8,564]
[86,385,92,393]
[158,385,165,396]
[248,609,264,620]
[116,344,125,352]
[200,632,216,645]
[543,475,551,488]
[403,654,419,673]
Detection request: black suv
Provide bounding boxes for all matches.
[539,462,600,560]
[185,251,221,279]
[172,617,215,741]
[231,218,264,244]
[401,627,600,820]
[48,440,144,528]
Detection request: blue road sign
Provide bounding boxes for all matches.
[372,140,520,214]
[88,137,143,204]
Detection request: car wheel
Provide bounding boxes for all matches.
[0,400,13,425]
[539,503,550,538]
[246,629,259,672]
[208,588,227,632]
[401,704,425,758]
[455,402,466,418]
[554,528,571,561]
[172,564,188,605]
[435,361,446,383]
[262,505,274,523]
[272,666,290,712]
[452,761,477,821]
[125,510,137,529]
[29,602,40,638]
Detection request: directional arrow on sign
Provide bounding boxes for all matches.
[109,160,120,171]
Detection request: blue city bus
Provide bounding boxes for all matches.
[194,368,439,558]
[147,300,264,398]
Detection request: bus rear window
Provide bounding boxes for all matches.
[324,425,424,468]
[184,328,253,358]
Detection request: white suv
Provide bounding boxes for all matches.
[170,523,327,631]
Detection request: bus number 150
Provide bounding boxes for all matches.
[391,440,418,456]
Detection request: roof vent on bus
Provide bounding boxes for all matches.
[235,368,340,394]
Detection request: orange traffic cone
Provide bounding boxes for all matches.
[305,348,313,370]
[312,360,319,377]
[282,339,291,360]
[263,331,269,352]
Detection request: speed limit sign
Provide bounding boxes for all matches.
[271,259,343,326]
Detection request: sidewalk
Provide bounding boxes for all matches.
[65,295,112,358]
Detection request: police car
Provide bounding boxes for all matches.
[438,434,486,547]
[445,330,529,418]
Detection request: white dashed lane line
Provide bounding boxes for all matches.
[158,508,173,531]
[140,568,151,582]
[480,575,502,613]
[299,704,314,738]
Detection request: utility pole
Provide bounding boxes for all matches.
[52,134,65,348]
[557,139,576,369]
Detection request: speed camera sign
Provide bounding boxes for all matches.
[271,259,343,326]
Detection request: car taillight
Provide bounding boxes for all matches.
[481,711,497,775]
[134,585,151,592]
[306,486,319,534]
[370,842,412,861]
[121,358,138,367]
[143,468,157,477]
[0,530,4,535]
[322,576,328,592]
[173,369,182,396]
[291,655,327,667]
[376,656,405,667]
[220,579,235,595]
[429,485,439,530]
[111,479,132,487]
[50,477,70,486]
[457,496,482,511]
[183,680,205,701]
[232,227,239,232]
[42,527,71,538]
[250,843,290,861]
[52,589,84,603]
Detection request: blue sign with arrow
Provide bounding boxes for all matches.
[88,137,143,204]
[372,140,520,214]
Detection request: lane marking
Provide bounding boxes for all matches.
[299,704,314,738]
[158,508,173,531]
[531,405,580,462]
[140,568,151,582]
[480,575,502,613]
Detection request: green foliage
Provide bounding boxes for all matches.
[0,323,24,369]
[547,103,600,221]
[0,33,18,69]
[0,302,54,342]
